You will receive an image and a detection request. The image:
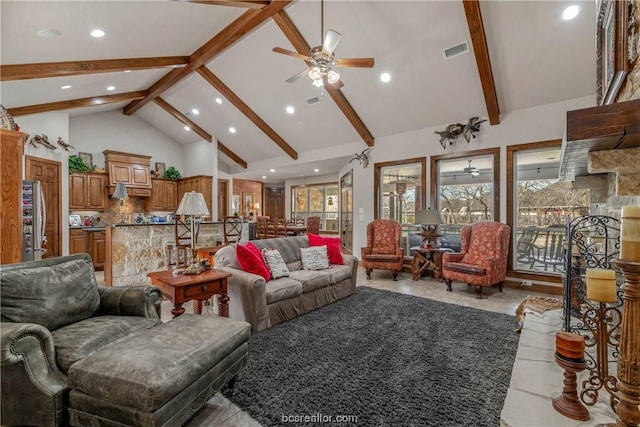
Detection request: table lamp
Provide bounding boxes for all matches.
[112,182,129,224]
[176,191,210,259]
[415,208,444,248]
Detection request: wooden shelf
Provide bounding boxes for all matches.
[560,99,640,180]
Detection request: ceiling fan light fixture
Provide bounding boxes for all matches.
[309,67,322,81]
[312,79,324,88]
[327,70,340,84]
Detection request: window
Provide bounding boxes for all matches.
[291,183,339,232]
[507,142,589,276]
[374,157,426,257]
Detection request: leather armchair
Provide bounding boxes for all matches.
[361,219,404,280]
[442,222,510,298]
[0,254,162,426]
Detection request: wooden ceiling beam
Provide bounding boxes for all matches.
[463,0,500,125]
[153,97,213,142]
[272,11,375,147]
[0,57,189,82]
[8,91,147,117]
[176,0,269,9]
[124,0,292,115]
[218,140,248,168]
[196,66,298,159]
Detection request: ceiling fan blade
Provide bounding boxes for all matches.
[322,29,342,55]
[334,57,375,68]
[286,68,311,83]
[273,47,312,62]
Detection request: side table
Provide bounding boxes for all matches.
[412,248,448,281]
[147,269,231,318]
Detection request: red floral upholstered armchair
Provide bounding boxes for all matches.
[442,222,510,299]
[361,219,404,280]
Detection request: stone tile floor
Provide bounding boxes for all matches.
[95,269,618,426]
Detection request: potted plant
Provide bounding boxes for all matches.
[69,155,90,173]
[163,166,181,180]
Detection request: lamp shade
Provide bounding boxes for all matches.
[176,191,210,216]
[112,182,129,199]
[415,208,444,225]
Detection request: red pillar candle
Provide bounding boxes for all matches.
[555,331,585,360]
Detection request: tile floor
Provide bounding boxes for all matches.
[95,269,615,426]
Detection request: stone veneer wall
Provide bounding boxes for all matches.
[109,222,227,286]
[617,0,640,101]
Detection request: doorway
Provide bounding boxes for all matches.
[25,156,61,258]
[218,179,229,220]
[340,170,353,254]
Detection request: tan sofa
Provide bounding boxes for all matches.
[214,236,358,331]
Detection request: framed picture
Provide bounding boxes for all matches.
[155,162,166,177]
[79,152,93,169]
[232,193,241,215]
[244,193,255,217]
[596,0,629,105]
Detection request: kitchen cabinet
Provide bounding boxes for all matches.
[69,173,108,211]
[69,228,105,270]
[0,129,27,264]
[146,179,178,211]
[89,231,106,271]
[69,229,86,254]
[177,175,213,214]
[104,150,152,197]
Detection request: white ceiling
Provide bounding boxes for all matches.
[0,1,597,184]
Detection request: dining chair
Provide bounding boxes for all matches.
[223,216,243,245]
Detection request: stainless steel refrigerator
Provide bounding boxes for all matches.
[22,180,47,261]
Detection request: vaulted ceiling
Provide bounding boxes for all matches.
[1,1,596,183]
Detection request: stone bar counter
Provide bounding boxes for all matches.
[104,222,247,286]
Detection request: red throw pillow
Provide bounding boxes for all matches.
[307,233,343,265]
[236,242,271,281]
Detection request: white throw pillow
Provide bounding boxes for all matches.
[261,248,290,279]
[300,245,330,270]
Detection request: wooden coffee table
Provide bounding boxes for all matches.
[147,269,231,318]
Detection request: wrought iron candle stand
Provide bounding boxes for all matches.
[563,215,623,410]
[580,301,621,411]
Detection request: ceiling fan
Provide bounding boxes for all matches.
[272,0,374,89]
[464,160,480,177]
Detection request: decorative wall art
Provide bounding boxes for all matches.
[155,162,166,177]
[435,117,487,149]
[79,152,93,168]
[597,0,630,105]
[349,148,371,168]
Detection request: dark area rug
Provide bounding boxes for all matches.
[223,286,519,426]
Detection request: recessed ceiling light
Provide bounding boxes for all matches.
[61,85,72,90]
[286,106,295,114]
[90,29,106,38]
[270,169,275,173]
[215,98,222,104]
[380,72,391,83]
[184,126,191,131]
[562,5,579,20]
[262,175,267,179]
[229,127,236,134]
[123,70,132,73]
[191,108,199,115]
[37,29,61,38]
[106,86,116,91]
[314,168,320,172]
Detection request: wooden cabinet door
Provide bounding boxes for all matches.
[131,165,151,187]
[164,181,177,210]
[0,130,26,264]
[92,232,106,270]
[148,179,164,211]
[69,229,86,254]
[86,174,107,210]
[109,163,131,185]
[69,174,87,210]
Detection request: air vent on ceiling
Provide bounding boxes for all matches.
[306,96,321,106]
[443,41,469,60]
